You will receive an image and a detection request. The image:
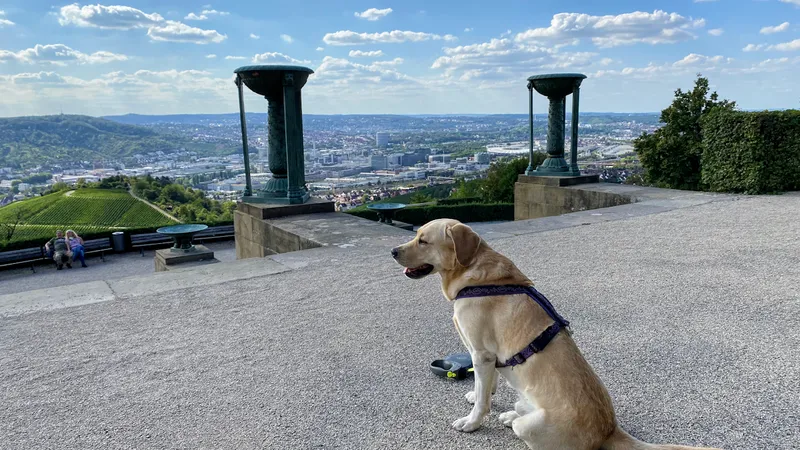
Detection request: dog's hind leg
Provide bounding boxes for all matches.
[512,409,589,450]
[499,394,537,427]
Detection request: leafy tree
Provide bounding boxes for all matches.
[51,181,69,192]
[409,192,434,204]
[634,75,736,190]
[481,153,546,203]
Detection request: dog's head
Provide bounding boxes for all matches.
[391,218,482,279]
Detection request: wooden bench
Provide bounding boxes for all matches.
[194,225,235,244]
[0,247,46,272]
[130,232,173,256]
[82,238,112,262]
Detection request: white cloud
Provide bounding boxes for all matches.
[708,28,724,36]
[0,10,14,27]
[206,54,217,58]
[281,34,294,43]
[323,30,457,45]
[431,38,597,82]
[349,50,384,58]
[600,57,614,66]
[0,44,128,65]
[251,52,311,64]
[1,71,70,85]
[185,8,228,20]
[760,22,790,34]
[769,38,800,51]
[354,8,393,21]
[728,57,800,74]
[250,33,260,40]
[224,56,247,60]
[311,56,416,91]
[371,58,404,66]
[58,4,164,29]
[464,27,473,32]
[743,43,766,52]
[147,21,226,44]
[779,0,800,5]
[316,47,325,51]
[60,4,225,44]
[515,10,706,48]
[593,53,733,79]
[201,9,229,16]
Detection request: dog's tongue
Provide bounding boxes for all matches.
[403,267,412,275]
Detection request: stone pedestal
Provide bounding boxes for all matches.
[154,245,217,272]
[514,174,634,220]
[234,199,334,259]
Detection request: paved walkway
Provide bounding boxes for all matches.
[1,193,799,449]
[0,241,236,295]
[128,188,182,223]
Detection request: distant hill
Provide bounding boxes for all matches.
[0,115,234,168]
[103,112,662,127]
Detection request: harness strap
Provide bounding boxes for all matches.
[454,285,570,368]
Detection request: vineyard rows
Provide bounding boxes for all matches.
[0,189,176,248]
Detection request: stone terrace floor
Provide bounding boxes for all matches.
[1,192,799,449]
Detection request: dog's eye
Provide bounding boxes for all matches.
[418,239,428,245]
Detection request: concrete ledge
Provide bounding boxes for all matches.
[515,176,630,220]
[518,174,600,186]
[235,209,413,260]
[237,197,335,220]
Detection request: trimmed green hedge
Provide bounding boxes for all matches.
[701,109,800,194]
[437,197,482,205]
[347,202,513,226]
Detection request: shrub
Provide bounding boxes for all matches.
[634,76,735,190]
[347,203,514,226]
[701,109,800,194]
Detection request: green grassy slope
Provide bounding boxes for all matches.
[0,189,176,249]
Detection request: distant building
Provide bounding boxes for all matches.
[370,155,388,170]
[428,154,452,164]
[376,132,389,148]
[474,152,491,164]
[387,153,404,166]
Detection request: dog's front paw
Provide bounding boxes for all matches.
[498,410,519,427]
[464,391,476,404]
[452,415,483,432]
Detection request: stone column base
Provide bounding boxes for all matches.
[514,174,632,220]
[234,198,335,260]
[154,245,217,272]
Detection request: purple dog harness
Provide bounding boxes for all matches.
[454,285,570,368]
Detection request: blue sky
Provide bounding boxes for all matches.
[0,0,798,117]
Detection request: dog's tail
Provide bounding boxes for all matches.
[601,426,723,450]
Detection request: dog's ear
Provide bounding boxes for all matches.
[447,223,481,267]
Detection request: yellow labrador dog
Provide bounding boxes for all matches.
[391,219,721,450]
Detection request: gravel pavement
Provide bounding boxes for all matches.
[1,195,799,450]
[0,241,236,296]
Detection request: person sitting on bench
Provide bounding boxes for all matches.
[44,230,72,270]
[66,229,87,268]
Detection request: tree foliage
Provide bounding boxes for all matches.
[452,153,546,203]
[634,75,736,190]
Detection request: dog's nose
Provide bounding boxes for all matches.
[391,247,399,259]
